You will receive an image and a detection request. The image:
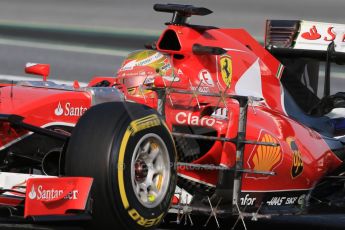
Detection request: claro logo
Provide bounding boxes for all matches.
[28,185,78,201]
[175,112,221,127]
[55,102,87,117]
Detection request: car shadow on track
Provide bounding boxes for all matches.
[0,214,344,230]
[160,213,345,230]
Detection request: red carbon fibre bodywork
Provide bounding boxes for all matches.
[0,7,344,219]
[24,177,93,217]
[151,25,343,192]
[0,86,91,127]
[172,104,342,191]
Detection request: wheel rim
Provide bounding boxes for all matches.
[130,133,171,208]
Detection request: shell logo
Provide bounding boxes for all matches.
[247,133,282,179]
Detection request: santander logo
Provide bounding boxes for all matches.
[301,25,321,40]
[55,102,64,116]
[28,184,78,201]
[54,102,87,117]
[301,25,345,42]
[28,185,37,199]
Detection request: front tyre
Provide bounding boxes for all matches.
[65,102,176,229]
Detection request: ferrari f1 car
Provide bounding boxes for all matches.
[0,3,345,230]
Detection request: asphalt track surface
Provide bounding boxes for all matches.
[0,0,345,229]
[1,0,345,38]
[0,43,122,82]
[0,0,344,84]
[0,40,344,95]
[0,214,345,230]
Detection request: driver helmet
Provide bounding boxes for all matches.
[116,50,173,95]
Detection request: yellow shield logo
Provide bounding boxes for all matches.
[286,137,303,179]
[219,56,232,87]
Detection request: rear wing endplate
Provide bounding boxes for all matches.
[265,20,345,61]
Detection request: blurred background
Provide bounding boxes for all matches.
[0,0,344,81]
[2,0,345,37]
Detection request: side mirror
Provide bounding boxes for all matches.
[153,76,166,88]
[25,63,50,81]
[153,75,188,89]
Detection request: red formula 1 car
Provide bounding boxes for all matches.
[0,3,345,229]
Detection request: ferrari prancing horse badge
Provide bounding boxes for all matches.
[220,55,232,87]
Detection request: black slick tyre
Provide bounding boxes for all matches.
[65,102,177,229]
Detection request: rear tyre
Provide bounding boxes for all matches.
[65,102,176,229]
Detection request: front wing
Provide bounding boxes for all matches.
[0,172,93,222]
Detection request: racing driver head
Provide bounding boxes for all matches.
[116,50,173,97]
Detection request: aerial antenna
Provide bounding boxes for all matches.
[10,80,13,99]
[153,4,212,25]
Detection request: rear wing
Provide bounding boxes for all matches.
[265,20,345,62]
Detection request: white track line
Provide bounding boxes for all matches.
[0,38,130,57]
